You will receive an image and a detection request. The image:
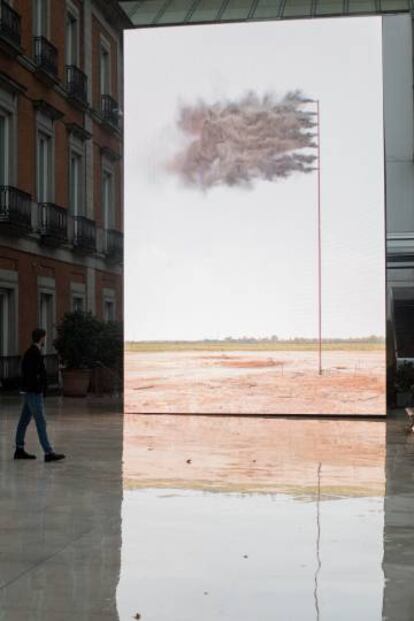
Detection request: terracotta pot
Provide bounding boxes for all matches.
[90,367,116,394]
[62,368,91,397]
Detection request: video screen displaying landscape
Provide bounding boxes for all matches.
[124,17,386,415]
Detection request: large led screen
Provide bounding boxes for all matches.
[124,17,386,415]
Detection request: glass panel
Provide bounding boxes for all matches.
[315,0,344,14]
[70,154,81,216]
[72,296,85,312]
[34,0,47,37]
[348,0,376,12]
[0,290,8,356]
[0,115,7,186]
[189,0,226,22]
[101,47,110,95]
[104,300,115,322]
[37,133,52,203]
[253,0,283,19]
[123,0,167,25]
[282,0,312,17]
[380,0,409,10]
[40,293,54,353]
[220,0,255,20]
[66,13,78,65]
[103,171,114,228]
[158,0,198,23]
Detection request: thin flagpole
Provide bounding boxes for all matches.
[317,100,322,376]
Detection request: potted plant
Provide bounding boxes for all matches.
[90,320,123,394]
[53,311,102,397]
[394,361,414,408]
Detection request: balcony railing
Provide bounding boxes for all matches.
[0,185,32,232]
[104,228,123,263]
[33,36,58,77]
[0,354,59,390]
[39,202,68,244]
[72,215,96,253]
[0,1,21,48]
[66,65,88,106]
[101,94,120,128]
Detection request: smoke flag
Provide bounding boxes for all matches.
[167,90,318,190]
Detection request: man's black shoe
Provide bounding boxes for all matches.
[14,448,36,460]
[44,452,66,463]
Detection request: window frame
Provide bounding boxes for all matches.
[65,2,80,66]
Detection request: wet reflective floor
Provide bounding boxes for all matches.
[1,396,414,620]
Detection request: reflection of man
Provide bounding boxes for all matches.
[14,329,66,462]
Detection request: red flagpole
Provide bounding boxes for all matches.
[317,100,322,376]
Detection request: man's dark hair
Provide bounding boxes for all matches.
[32,328,46,344]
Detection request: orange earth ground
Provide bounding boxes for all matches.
[123,415,386,496]
[124,349,386,415]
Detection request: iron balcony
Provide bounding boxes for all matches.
[72,215,96,254]
[39,202,68,245]
[0,1,21,50]
[0,354,59,391]
[101,94,120,129]
[33,36,58,78]
[66,65,88,106]
[0,185,32,234]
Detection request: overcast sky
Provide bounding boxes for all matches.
[124,17,385,341]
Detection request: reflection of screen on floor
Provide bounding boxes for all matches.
[124,16,387,415]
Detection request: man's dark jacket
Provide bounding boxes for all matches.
[21,344,47,394]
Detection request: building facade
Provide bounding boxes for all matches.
[0,0,130,384]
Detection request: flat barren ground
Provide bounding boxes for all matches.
[124,348,386,415]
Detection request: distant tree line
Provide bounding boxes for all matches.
[128,335,385,344]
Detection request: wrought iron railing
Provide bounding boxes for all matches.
[72,215,96,253]
[0,185,32,230]
[0,1,21,48]
[66,65,88,105]
[101,94,120,128]
[33,36,58,77]
[0,354,59,390]
[39,202,68,242]
[104,228,123,262]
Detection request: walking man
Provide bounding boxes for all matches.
[14,328,65,462]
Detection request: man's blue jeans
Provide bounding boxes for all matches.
[15,393,53,454]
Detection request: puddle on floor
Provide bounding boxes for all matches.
[118,416,387,621]
[117,488,384,621]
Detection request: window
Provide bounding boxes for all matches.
[104,298,115,322]
[37,131,53,202]
[0,288,10,356]
[0,272,18,357]
[66,9,79,65]
[39,291,54,353]
[102,168,114,229]
[0,113,9,186]
[69,151,83,216]
[33,0,48,37]
[72,295,85,312]
[100,44,110,96]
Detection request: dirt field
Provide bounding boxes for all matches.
[124,415,386,496]
[124,348,386,415]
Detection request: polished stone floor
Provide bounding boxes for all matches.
[1,396,414,620]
